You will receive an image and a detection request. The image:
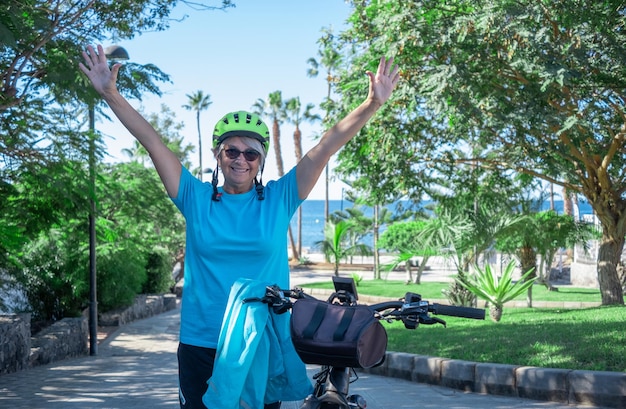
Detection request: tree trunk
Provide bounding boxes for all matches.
[272,120,284,176]
[197,111,203,182]
[590,194,626,305]
[404,261,413,284]
[373,205,380,279]
[270,116,296,259]
[518,245,537,308]
[541,249,558,291]
[324,164,329,225]
[597,234,625,305]
[288,226,299,261]
[415,255,430,284]
[562,191,575,278]
[293,127,303,257]
[563,187,573,216]
[297,208,302,257]
[489,305,503,322]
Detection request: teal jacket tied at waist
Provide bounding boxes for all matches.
[203,278,313,409]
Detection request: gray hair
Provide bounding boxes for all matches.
[215,136,266,171]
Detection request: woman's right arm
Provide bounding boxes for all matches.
[79,45,181,198]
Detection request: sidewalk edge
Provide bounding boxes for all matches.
[362,352,626,409]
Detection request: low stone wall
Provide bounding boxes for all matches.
[30,317,88,367]
[0,293,177,376]
[99,293,178,326]
[1,314,89,375]
[363,352,626,409]
[0,313,31,375]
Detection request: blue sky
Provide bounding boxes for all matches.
[98,0,355,200]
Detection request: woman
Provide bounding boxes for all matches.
[79,44,400,408]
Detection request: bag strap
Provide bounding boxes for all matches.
[333,307,355,341]
[302,302,327,339]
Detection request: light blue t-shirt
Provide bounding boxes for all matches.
[171,166,303,348]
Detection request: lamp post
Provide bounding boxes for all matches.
[88,45,129,356]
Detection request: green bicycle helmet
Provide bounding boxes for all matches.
[212,111,270,153]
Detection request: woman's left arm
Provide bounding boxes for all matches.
[296,56,400,200]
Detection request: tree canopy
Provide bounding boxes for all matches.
[336,0,625,304]
[0,0,230,315]
[1,0,232,178]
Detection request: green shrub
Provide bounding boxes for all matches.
[17,229,87,321]
[442,270,477,307]
[459,260,536,321]
[142,247,173,294]
[298,256,312,265]
[97,245,146,311]
[351,273,363,286]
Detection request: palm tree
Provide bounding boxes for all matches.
[183,91,212,181]
[285,97,320,256]
[253,92,287,174]
[315,220,371,276]
[331,205,378,265]
[252,93,300,260]
[307,26,343,225]
[268,91,286,175]
[378,220,439,284]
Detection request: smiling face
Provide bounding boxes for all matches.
[215,136,263,194]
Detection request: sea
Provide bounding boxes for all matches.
[290,199,595,252]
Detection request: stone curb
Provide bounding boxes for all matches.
[362,352,626,409]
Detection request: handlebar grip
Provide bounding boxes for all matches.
[431,303,485,320]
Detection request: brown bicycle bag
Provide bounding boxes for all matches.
[290,297,387,369]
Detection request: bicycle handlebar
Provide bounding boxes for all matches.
[367,295,485,328]
[245,285,485,328]
[431,303,486,320]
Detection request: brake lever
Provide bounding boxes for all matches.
[419,315,447,327]
[399,304,426,330]
[244,285,276,303]
[271,299,292,314]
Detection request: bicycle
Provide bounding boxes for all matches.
[245,276,486,409]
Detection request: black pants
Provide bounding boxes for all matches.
[177,343,281,409]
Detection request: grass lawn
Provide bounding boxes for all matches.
[298,280,626,372]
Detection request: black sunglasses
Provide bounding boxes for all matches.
[223,148,261,161]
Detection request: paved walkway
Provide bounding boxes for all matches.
[1,305,605,409]
[1,308,180,408]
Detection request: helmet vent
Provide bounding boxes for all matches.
[213,110,270,152]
